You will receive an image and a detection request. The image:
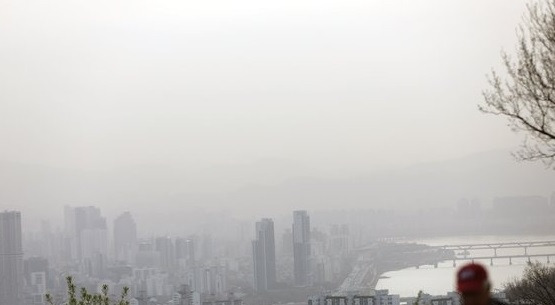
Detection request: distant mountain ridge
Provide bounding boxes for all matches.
[0,149,553,233]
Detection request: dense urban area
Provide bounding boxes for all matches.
[1,194,554,305]
[4,0,555,304]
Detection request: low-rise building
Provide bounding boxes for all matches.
[202,293,242,305]
[405,291,507,305]
[308,290,400,305]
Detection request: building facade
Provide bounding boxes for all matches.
[0,210,24,305]
[64,206,108,263]
[252,218,276,292]
[293,210,311,286]
[155,236,176,274]
[308,290,400,305]
[114,211,138,263]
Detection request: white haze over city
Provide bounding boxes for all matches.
[1,0,554,233]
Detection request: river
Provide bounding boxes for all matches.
[375,235,555,297]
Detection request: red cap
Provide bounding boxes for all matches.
[456,263,489,293]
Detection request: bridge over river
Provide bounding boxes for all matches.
[427,240,555,267]
[337,240,555,294]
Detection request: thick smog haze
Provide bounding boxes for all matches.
[2,1,555,305]
[1,0,524,171]
[2,0,552,229]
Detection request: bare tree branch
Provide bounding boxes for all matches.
[481,0,555,166]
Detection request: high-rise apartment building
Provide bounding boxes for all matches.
[114,211,138,263]
[176,237,196,268]
[0,211,24,305]
[156,236,176,273]
[252,218,276,292]
[292,210,311,286]
[64,206,108,262]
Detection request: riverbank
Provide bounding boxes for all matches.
[376,235,555,297]
[371,242,453,287]
[337,242,453,294]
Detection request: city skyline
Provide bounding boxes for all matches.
[2,149,555,235]
[2,0,555,235]
[3,193,555,304]
[2,0,555,303]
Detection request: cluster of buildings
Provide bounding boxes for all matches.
[251,210,352,293]
[404,291,508,305]
[1,203,521,305]
[1,208,241,305]
[1,207,356,305]
[308,290,400,305]
[252,210,313,291]
[308,291,509,305]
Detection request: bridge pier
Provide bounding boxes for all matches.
[442,240,555,267]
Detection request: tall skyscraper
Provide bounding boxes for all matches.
[292,210,311,286]
[156,236,176,273]
[176,237,196,268]
[252,218,276,292]
[0,211,23,305]
[281,229,293,256]
[64,206,108,262]
[186,238,196,267]
[114,212,138,263]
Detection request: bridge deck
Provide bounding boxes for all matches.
[441,240,555,250]
[451,253,555,261]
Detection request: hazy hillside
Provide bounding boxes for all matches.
[1,149,553,233]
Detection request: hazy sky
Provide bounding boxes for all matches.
[0,0,528,172]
